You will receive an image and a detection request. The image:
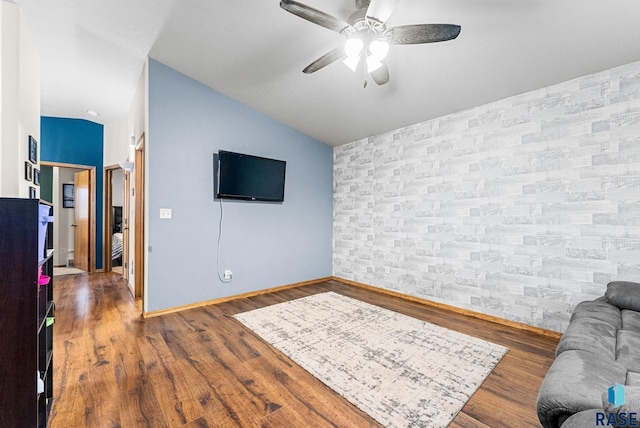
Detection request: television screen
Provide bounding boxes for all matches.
[215,150,286,202]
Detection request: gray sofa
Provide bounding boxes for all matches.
[537,281,640,428]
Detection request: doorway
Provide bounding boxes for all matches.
[103,133,145,312]
[104,166,129,280]
[41,162,96,274]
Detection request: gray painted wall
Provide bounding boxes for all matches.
[334,60,640,332]
[147,59,333,312]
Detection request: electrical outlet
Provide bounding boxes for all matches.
[224,270,233,280]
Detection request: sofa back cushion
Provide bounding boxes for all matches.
[570,299,622,329]
[556,317,618,358]
[606,281,640,311]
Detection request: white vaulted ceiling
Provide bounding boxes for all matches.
[14,0,640,146]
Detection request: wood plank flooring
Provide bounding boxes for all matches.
[50,273,558,427]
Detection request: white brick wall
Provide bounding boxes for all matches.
[333,60,640,332]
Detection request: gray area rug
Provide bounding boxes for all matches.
[233,292,508,427]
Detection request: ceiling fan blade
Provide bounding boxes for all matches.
[303,46,346,74]
[355,0,371,10]
[370,61,390,85]
[365,0,400,25]
[280,0,353,34]
[387,24,461,45]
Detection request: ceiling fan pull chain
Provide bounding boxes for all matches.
[363,53,368,88]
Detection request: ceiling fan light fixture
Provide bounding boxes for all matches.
[343,55,361,72]
[369,39,389,61]
[343,37,364,72]
[366,56,383,73]
[344,37,364,58]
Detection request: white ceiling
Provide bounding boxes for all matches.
[13,0,640,147]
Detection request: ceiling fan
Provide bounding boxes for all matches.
[280,0,461,86]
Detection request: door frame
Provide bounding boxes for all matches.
[134,134,145,301]
[41,161,97,272]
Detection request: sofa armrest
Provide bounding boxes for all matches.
[537,350,627,428]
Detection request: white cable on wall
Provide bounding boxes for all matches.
[216,198,232,283]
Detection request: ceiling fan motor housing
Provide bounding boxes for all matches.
[345,9,386,37]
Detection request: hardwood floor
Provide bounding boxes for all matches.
[50,273,558,427]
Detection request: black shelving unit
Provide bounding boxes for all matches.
[0,198,55,427]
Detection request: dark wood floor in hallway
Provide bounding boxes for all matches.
[50,273,558,427]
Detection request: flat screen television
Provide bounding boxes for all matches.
[215,150,286,202]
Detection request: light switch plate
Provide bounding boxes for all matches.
[159,208,172,219]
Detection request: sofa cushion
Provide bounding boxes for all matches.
[556,317,618,359]
[627,371,640,386]
[569,299,622,330]
[606,281,640,311]
[622,309,640,333]
[616,330,640,373]
[601,385,640,414]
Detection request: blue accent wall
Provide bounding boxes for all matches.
[147,59,333,312]
[41,117,104,269]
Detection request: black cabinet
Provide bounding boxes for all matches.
[0,198,54,427]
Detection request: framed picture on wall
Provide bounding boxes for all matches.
[25,161,33,181]
[33,169,40,186]
[62,183,74,208]
[29,186,36,199]
[28,136,38,164]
